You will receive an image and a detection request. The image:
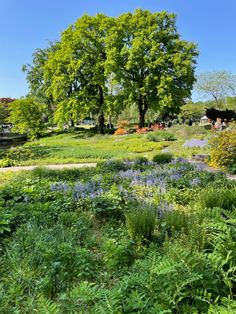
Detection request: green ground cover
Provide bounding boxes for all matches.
[0,158,235,313]
[1,125,210,166]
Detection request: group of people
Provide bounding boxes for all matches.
[212,118,228,131]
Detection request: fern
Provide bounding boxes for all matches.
[36,296,59,314]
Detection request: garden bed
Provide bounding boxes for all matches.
[0,158,235,312]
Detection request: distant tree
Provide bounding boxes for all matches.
[0,98,15,123]
[107,9,198,128]
[8,98,46,138]
[180,101,206,120]
[225,96,236,111]
[195,71,236,109]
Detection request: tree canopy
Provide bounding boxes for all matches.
[106,9,198,127]
[23,10,198,131]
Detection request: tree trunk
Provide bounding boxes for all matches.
[98,86,105,134]
[108,114,112,128]
[138,95,148,128]
[69,119,74,127]
[98,111,105,134]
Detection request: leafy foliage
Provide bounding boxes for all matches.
[107,9,198,127]
[153,152,173,164]
[8,97,47,138]
[198,187,236,211]
[147,131,176,142]
[125,207,157,242]
[209,126,236,169]
[0,158,235,312]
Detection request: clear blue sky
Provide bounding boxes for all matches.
[0,0,235,99]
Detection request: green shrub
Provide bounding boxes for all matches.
[6,146,35,162]
[125,207,157,242]
[131,156,149,170]
[0,157,14,168]
[133,156,148,165]
[103,237,135,270]
[92,185,125,220]
[161,210,190,237]
[209,127,236,169]
[199,188,236,211]
[153,153,173,164]
[228,162,236,174]
[147,131,176,142]
[97,159,127,172]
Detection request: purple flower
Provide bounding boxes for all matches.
[51,182,69,192]
[157,201,173,218]
[183,139,208,148]
[118,169,141,180]
[189,177,201,187]
[73,180,104,200]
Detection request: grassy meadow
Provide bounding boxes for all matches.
[1,125,211,166]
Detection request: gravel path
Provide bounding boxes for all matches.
[0,163,97,173]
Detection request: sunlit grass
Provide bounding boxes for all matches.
[16,132,170,165]
[3,125,212,166]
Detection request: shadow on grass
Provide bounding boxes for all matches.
[28,145,63,160]
[72,128,98,139]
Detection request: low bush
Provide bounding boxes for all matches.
[132,156,148,167]
[153,152,173,164]
[160,210,190,237]
[114,128,127,135]
[0,157,14,167]
[98,159,128,172]
[209,127,236,169]
[228,162,236,174]
[103,237,135,270]
[147,131,176,142]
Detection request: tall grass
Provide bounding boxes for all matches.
[125,208,157,242]
[199,188,236,211]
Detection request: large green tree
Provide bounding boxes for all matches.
[44,14,115,133]
[106,9,198,128]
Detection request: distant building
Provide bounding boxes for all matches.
[200,115,209,123]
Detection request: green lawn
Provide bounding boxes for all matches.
[2,125,211,166]
[7,132,169,166]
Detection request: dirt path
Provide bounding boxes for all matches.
[0,163,97,173]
